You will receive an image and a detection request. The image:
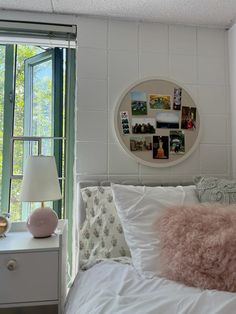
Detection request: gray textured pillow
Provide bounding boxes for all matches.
[79,186,130,270]
[194,176,236,204]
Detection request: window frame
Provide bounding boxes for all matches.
[0,45,75,223]
[1,44,15,213]
[24,47,64,217]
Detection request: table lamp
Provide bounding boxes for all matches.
[20,155,62,238]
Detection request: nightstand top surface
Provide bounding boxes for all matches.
[0,220,67,253]
[0,231,60,253]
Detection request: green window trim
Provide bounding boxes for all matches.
[53,48,64,218]
[1,45,15,213]
[64,48,76,274]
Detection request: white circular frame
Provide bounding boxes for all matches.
[114,77,202,168]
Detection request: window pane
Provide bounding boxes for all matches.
[13,140,39,176]
[10,179,22,221]
[41,138,65,175]
[14,45,44,136]
[32,59,53,137]
[10,179,53,221]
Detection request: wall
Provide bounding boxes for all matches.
[76,17,231,183]
[228,24,236,179]
[0,8,231,281]
[0,11,230,183]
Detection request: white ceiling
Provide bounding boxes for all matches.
[0,0,236,28]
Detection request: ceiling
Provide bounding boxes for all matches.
[0,0,236,28]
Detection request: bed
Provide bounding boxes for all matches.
[65,179,236,314]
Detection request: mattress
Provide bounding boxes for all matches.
[65,260,236,314]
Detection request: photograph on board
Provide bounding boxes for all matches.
[149,94,171,110]
[130,91,147,115]
[130,136,152,151]
[156,111,179,129]
[181,106,196,130]
[170,130,185,154]
[132,118,156,134]
[153,136,169,159]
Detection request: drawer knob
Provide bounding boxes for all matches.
[7,259,17,271]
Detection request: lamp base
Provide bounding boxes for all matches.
[27,207,58,238]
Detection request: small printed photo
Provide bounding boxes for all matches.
[130,136,152,151]
[149,94,171,110]
[120,111,129,119]
[153,136,169,159]
[122,122,130,134]
[181,106,196,130]
[120,111,130,135]
[122,128,130,135]
[173,88,182,111]
[156,111,179,129]
[122,118,129,124]
[170,130,185,154]
[130,91,147,115]
[122,123,130,130]
[132,118,156,134]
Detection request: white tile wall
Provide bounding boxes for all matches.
[201,115,228,144]
[139,164,171,176]
[108,50,139,81]
[78,17,108,49]
[198,85,228,115]
[198,56,226,85]
[76,142,108,175]
[197,28,225,57]
[78,48,107,79]
[169,25,197,55]
[139,23,169,53]
[139,52,169,78]
[76,17,231,181]
[170,148,200,175]
[108,20,138,51]
[77,111,108,142]
[78,79,107,111]
[108,143,139,174]
[200,145,229,175]
[170,54,197,84]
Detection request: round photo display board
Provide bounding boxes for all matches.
[114,78,201,167]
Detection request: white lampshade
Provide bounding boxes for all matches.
[20,155,62,202]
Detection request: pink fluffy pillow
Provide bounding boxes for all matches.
[156,203,236,292]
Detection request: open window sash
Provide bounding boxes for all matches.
[23,48,63,219]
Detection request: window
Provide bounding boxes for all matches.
[0,43,75,223]
[0,21,76,276]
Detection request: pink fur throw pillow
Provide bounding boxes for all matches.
[156,203,236,292]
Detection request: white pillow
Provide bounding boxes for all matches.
[111,184,199,279]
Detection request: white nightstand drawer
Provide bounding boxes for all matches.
[0,251,58,304]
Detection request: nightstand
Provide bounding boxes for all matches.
[0,219,67,314]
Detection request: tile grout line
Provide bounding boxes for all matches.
[107,18,110,181]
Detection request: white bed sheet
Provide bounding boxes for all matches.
[65,260,236,314]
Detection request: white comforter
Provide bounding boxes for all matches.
[65,260,236,314]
